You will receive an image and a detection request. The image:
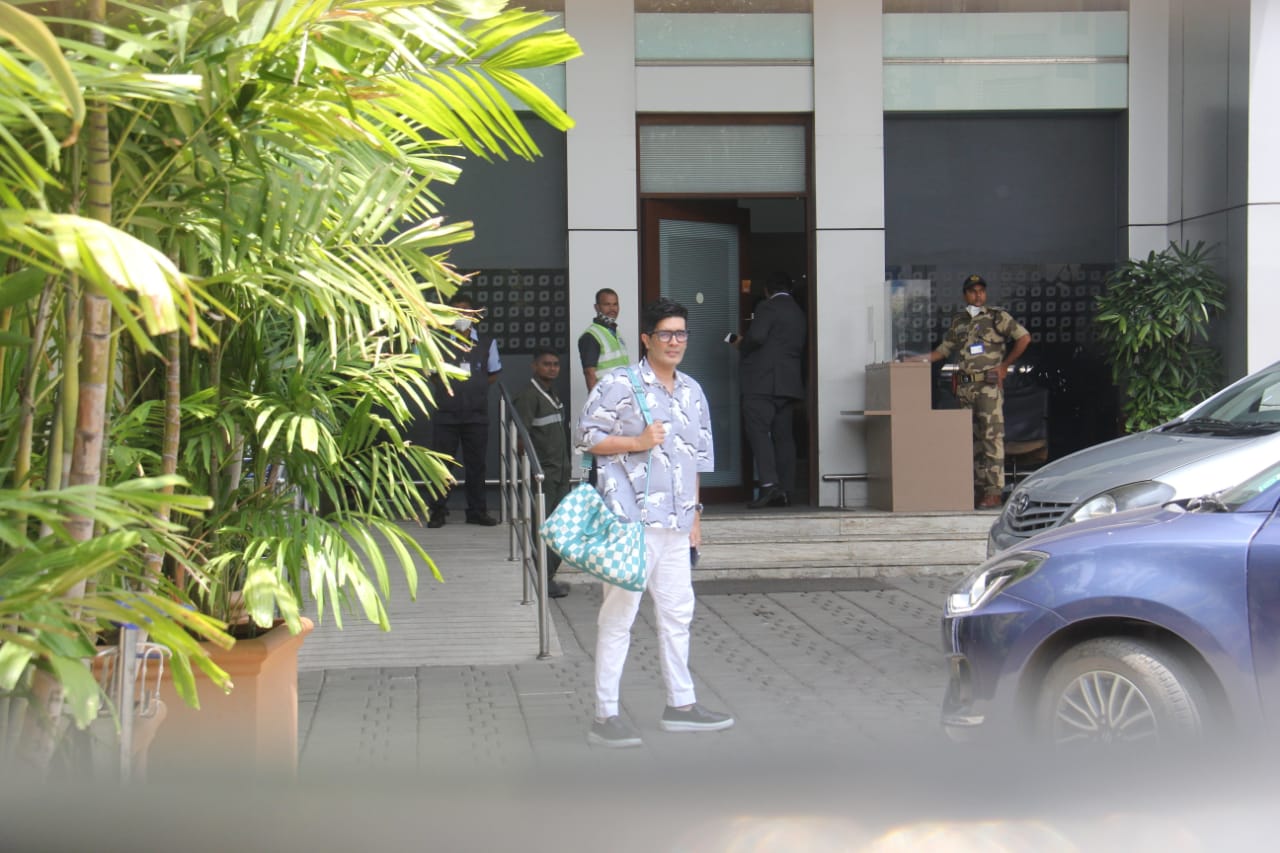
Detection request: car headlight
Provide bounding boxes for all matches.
[1066,481,1176,525]
[947,551,1048,616]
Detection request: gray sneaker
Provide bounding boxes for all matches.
[659,703,734,732]
[588,715,642,748]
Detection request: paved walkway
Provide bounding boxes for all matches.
[296,518,959,776]
[278,523,1280,852]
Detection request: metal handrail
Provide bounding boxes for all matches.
[497,383,551,660]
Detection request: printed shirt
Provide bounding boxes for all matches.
[936,307,1029,373]
[575,359,714,532]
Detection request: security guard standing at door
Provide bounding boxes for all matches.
[425,291,502,527]
[577,288,630,484]
[578,288,629,392]
[920,274,1030,509]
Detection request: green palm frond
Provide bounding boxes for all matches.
[0,210,206,347]
[0,1,85,147]
[0,480,233,720]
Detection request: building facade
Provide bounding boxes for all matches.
[440,0,1280,508]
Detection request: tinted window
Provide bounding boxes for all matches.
[1199,366,1280,425]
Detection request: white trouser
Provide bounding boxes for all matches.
[595,527,696,719]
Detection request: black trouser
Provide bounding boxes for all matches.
[429,419,489,517]
[742,394,797,492]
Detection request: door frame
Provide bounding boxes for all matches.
[640,199,752,503]
[635,113,817,507]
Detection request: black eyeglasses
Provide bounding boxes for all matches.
[648,330,690,343]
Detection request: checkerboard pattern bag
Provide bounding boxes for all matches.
[541,484,646,591]
[543,367,652,592]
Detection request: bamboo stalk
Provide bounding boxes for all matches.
[148,331,182,586]
[18,0,112,775]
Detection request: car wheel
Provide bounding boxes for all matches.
[1037,637,1204,746]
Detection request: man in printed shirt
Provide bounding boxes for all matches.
[575,297,734,749]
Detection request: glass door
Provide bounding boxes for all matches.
[642,200,750,498]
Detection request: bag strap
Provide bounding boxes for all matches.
[625,367,654,427]
[580,365,654,474]
[625,367,653,523]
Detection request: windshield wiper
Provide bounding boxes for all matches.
[1163,417,1278,436]
[1224,421,1280,435]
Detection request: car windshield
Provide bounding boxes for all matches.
[1162,366,1280,435]
[1213,459,1280,510]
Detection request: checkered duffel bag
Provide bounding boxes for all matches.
[541,483,647,591]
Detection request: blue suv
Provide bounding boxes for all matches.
[943,458,1280,745]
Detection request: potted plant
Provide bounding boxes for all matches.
[1094,241,1227,433]
[0,0,579,775]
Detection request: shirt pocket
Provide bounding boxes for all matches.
[978,320,1006,348]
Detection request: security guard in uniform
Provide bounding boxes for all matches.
[921,274,1030,509]
[512,347,572,598]
[425,291,502,527]
[578,287,629,391]
[577,288,629,484]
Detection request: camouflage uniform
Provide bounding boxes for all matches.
[935,306,1030,498]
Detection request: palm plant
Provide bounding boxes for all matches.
[0,0,579,769]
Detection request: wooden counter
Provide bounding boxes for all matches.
[860,362,973,512]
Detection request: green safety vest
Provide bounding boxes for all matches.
[584,322,629,372]
[581,322,628,472]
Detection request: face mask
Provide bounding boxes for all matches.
[453,318,472,333]
[966,305,982,318]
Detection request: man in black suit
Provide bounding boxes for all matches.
[733,272,807,509]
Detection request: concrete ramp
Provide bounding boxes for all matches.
[297,521,559,672]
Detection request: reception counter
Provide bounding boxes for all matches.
[855,361,973,512]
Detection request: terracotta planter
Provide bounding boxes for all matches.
[147,617,314,779]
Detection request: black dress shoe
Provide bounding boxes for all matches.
[465,512,499,526]
[427,515,445,529]
[547,579,570,598]
[747,486,788,509]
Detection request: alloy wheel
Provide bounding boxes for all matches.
[1051,670,1158,745]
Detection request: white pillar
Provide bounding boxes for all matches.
[564,0,638,417]
[1248,0,1280,371]
[1127,0,1174,257]
[812,0,885,507]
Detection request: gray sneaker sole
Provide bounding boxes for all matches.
[587,731,642,748]
[659,718,734,733]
